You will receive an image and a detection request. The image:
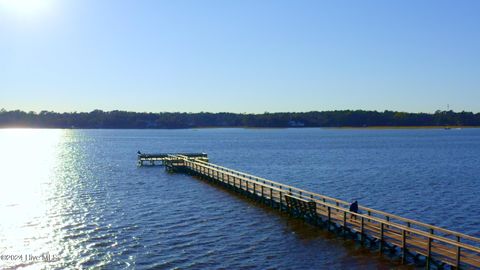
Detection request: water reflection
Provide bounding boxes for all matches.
[0,129,64,268]
[3,128,468,269]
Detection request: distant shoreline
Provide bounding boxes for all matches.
[326,126,478,129]
[2,109,480,129]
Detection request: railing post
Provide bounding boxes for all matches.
[401,229,406,264]
[380,223,384,253]
[343,211,347,235]
[327,206,331,230]
[426,237,432,270]
[455,236,461,269]
[361,216,365,242]
[270,183,273,204]
[279,191,283,210]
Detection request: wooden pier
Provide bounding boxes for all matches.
[138,153,480,269]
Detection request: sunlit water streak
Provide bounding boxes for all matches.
[0,128,479,269]
[0,129,63,268]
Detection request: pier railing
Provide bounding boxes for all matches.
[171,155,480,269]
[190,158,480,243]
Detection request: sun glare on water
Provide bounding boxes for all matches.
[0,129,65,268]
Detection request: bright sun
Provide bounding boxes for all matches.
[0,0,56,19]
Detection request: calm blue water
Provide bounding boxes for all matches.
[0,128,479,269]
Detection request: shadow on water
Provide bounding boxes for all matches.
[180,172,416,269]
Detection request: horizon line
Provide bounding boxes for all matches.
[1,108,478,115]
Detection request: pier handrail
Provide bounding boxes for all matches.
[182,157,480,257]
[293,192,480,254]
[186,157,480,246]
[283,192,480,254]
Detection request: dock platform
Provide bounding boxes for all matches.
[138,153,480,269]
[137,152,208,166]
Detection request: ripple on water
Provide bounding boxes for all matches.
[2,129,480,269]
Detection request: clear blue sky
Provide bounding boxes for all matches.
[1,0,479,113]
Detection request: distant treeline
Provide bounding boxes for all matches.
[1,109,479,128]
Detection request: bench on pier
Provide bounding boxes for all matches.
[284,194,317,217]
